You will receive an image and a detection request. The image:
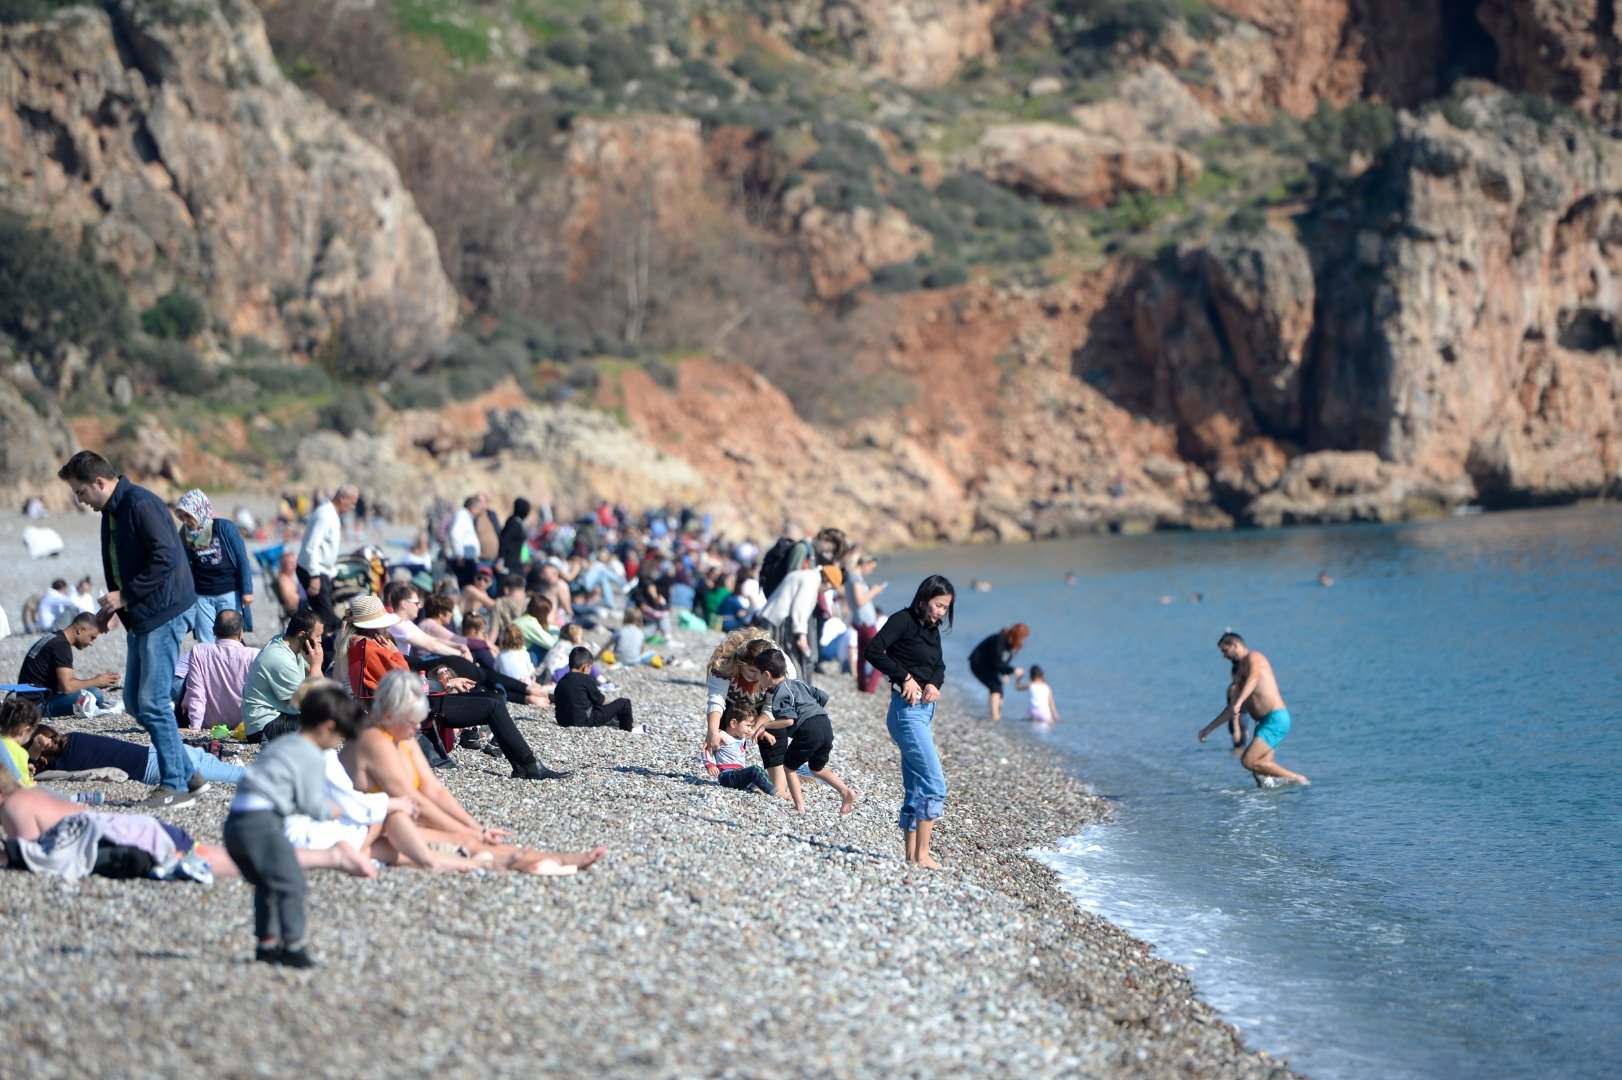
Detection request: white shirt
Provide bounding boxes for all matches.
[297,501,341,577]
[1028,682,1055,722]
[737,577,763,611]
[496,649,536,683]
[448,508,479,561]
[35,588,79,632]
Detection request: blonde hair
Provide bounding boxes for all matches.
[707,626,770,679]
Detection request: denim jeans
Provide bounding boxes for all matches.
[579,563,626,609]
[126,614,191,791]
[42,687,107,717]
[190,591,240,644]
[141,745,244,786]
[886,693,946,832]
[717,765,777,795]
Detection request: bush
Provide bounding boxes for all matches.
[1226,205,1268,234]
[922,263,970,289]
[814,177,881,213]
[140,288,208,340]
[1304,100,1397,171]
[729,52,781,95]
[316,393,376,436]
[870,261,924,293]
[0,211,129,354]
[805,122,888,177]
[0,0,79,23]
[680,58,735,100]
[937,172,1042,232]
[240,362,334,397]
[585,33,652,89]
[543,34,588,68]
[127,337,219,394]
[641,355,678,389]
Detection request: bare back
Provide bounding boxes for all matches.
[1237,651,1286,718]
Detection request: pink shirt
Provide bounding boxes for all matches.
[180,638,260,731]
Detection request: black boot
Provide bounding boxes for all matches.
[512,761,573,780]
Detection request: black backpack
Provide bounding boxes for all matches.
[758,537,801,600]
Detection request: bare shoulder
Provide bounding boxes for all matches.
[1249,650,1274,671]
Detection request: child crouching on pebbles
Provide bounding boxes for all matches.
[223,684,364,967]
[702,704,778,796]
[756,650,858,815]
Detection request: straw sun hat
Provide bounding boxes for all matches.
[346,594,400,630]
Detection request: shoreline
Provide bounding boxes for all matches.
[0,621,1295,1077]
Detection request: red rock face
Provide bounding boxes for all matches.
[1478,0,1622,121]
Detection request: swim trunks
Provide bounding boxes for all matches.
[1254,709,1291,748]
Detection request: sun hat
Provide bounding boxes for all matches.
[820,564,844,589]
[346,594,400,630]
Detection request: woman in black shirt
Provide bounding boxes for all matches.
[968,623,1028,722]
[865,574,955,869]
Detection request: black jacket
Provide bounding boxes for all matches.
[101,476,196,635]
[968,633,1015,680]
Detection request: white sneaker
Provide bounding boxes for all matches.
[635,723,650,736]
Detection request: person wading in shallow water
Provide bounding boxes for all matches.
[1199,632,1309,787]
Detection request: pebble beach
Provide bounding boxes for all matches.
[0,512,1295,1078]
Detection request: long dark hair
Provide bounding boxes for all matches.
[908,574,956,632]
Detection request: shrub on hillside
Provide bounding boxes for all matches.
[127,337,219,395]
[0,0,79,23]
[922,263,970,289]
[730,52,781,96]
[0,211,129,356]
[141,289,208,341]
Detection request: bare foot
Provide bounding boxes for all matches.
[531,846,607,869]
[915,853,942,870]
[839,791,859,816]
[332,841,379,879]
[520,857,578,877]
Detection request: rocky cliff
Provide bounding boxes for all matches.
[0,0,456,367]
[0,1,1617,544]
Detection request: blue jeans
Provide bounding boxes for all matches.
[141,745,244,786]
[190,592,240,644]
[42,687,107,717]
[126,615,191,791]
[579,564,625,609]
[886,694,946,832]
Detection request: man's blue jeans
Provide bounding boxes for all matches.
[126,614,191,791]
[141,745,243,786]
[886,694,946,833]
[42,687,107,717]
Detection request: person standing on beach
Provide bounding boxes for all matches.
[57,450,202,807]
[297,484,356,632]
[1198,632,1309,787]
[866,575,954,869]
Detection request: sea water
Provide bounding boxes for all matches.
[877,506,1621,1078]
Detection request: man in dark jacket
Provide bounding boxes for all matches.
[58,450,201,808]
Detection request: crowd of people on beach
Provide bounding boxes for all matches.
[4,443,1317,967]
[2,450,974,966]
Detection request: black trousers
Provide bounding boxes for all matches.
[561,697,634,731]
[223,810,307,944]
[435,690,537,769]
[295,567,336,629]
[409,653,530,700]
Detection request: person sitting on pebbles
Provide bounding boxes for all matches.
[755,649,858,816]
[701,704,777,797]
[342,671,605,874]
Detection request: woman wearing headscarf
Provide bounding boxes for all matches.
[174,488,254,643]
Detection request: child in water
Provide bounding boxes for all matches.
[1016,665,1060,724]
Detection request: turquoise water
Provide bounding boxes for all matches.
[878,506,1621,1078]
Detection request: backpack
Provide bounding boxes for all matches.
[758,537,801,600]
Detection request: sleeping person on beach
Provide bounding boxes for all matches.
[701,705,777,797]
[0,766,228,882]
[27,723,245,787]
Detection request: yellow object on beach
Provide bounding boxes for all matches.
[600,649,617,666]
[649,654,664,669]
[231,722,246,741]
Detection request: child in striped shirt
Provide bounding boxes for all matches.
[702,705,777,796]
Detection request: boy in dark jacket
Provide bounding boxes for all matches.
[756,649,858,815]
[553,647,636,731]
[58,450,200,808]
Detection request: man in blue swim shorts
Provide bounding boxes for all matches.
[1198,632,1309,787]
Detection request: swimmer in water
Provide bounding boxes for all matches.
[1318,571,1334,587]
[1198,632,1309,787]
[1064,572,1078,586]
